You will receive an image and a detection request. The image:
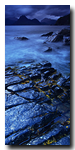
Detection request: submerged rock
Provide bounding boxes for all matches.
[14,37,29,40]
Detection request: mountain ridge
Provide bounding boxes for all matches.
[55,14,70,25]
[12,15,41,25]
[5,14,70,25]
[41,18,56,25]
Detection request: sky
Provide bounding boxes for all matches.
[5,5,70,21]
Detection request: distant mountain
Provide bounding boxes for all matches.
[5,14,70,26]
[13,15,41,25]
[41,18,56,25]
[55,14,70,25]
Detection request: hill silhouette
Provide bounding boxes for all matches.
[55,14,70,25]
[14,15,41,25]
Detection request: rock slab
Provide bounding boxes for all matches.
[5,62,70,145]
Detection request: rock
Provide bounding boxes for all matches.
[63,36,70,45]
[47,32,58,42]
[53,86,64,95]
[51,136,70,145]
[44,68,56,78]
[41,32,53,37]
[40,85,49,91]
[57,76,70,89]
[44,47,52,52]
[59,29,70,37]
[5,61,70,145]
[47,29,70,43]
[7,82,32,92]
[5,101,57,145]
[14,37,29,40]
[42,62,52,68]
[62,81,70,89]
[17,89,39,100]
[52,34,63,42]
[40,62,52,73]
[5,93,31,110]
[57,77,67,87]
[29,74,41,80]
[43,41,47,44]
[5,76,23,88]
[52,73,62,80]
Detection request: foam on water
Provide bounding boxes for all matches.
[5,25,70,77]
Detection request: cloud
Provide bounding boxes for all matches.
[46,5,70,16]
[5,5,70,21]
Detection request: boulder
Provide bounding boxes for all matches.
[52,34,63,42]
[14,37,29,40]
[47,29,70,43]
[59,29,70,37]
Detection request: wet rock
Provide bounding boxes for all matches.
[40,85,49,91]
[14,37,29,40]
[42,62,52,68]
[59,29,70,37]
[63,36,70,45]
[5,93,32,110]
[17,89,39,100]
[44,68,56,78]
[47,29,70,43]
[62,81,70,89]
[57,77,67,87]
[40,68,50,73]
[44,47,52,52]
[29,74,41,80]
[54,86,64,95]
[5,61,70,145]
[41,32,53,37]
[43,41,47,44]
[5,76,22,85]
[27,123,68,145]
[5,101,57,145]
[52,73,62,80]
[7,82,32,92]
[51,135,70,145]
[52,34,63,42]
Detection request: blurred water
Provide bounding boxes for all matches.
[5,25,70,77]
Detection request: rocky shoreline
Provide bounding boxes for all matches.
[5,60,70,145]
[42,28,70,46]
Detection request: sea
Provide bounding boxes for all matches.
[5,25,70,77]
